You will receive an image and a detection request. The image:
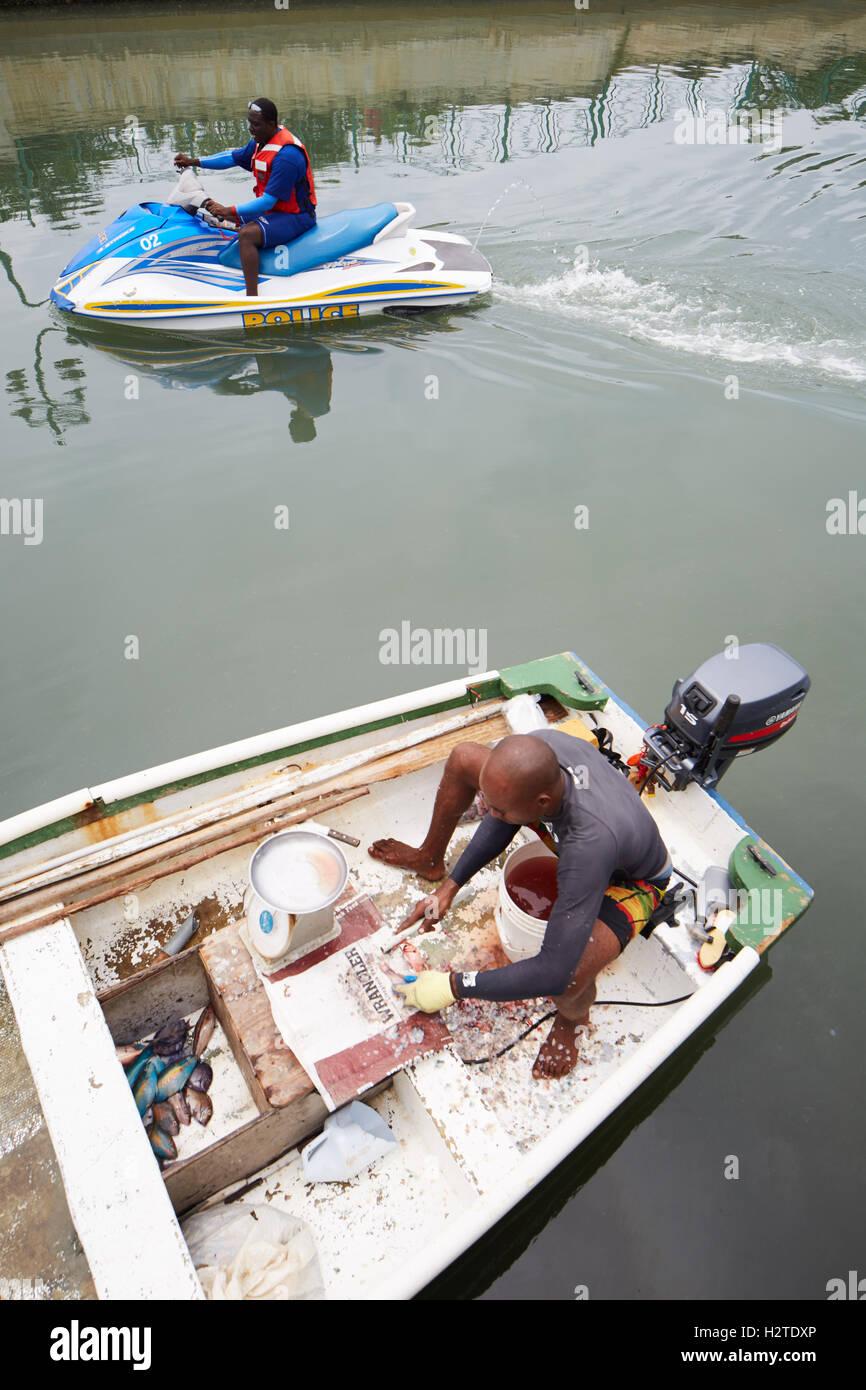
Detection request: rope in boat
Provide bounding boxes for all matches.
[461,993,695,1066]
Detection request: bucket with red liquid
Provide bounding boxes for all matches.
[496,840,559,962]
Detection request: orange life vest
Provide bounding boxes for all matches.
[252,127,317,215]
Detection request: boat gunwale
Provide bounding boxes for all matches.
[0,655,607,862]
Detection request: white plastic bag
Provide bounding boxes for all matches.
[503,692,548,735]
[165,167,208,208]
[301,1100,397,1183]
[182,1202,324,1301]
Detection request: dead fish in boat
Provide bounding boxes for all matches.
[151,1101,180,1137]
[185,1086,213,1126]
[154,1056,198,1102]
[192,1005,216,1057]
[133,1058,160,1116]
[116,1043,144,1068]
[168,1090,191,1127]
[151,1018,188,1056]
[189,1061,213,1093]
[149,1126,177,1162]
[124,1046,154,1087]
[162,909,200,958]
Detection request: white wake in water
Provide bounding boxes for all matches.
[497,258,866,385]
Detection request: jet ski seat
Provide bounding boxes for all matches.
[218,202,399,277]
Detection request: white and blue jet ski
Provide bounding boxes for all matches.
[51,192,492,332]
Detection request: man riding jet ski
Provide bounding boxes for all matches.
[51,117,492,331]
[174,97,316,297]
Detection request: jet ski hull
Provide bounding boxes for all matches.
[51,201,492,332]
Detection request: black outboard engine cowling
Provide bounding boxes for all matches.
[640,643,810,791]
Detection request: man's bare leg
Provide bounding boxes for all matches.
[532,920,622,1080]
[369,742,490,879]
[238,223,264,297]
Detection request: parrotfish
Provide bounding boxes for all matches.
[154,1056,198,1102]
[189,1061,213,1093]
[124,1046,154,1088]
[151,1018,188,1057]
[167,1090,191,1127]
[192,1005,216,1057]
[133,1058,160,1116]
[116,1043,144,1068]
[149,1126,177,1162]
[151,1101,180,1137]
[185,1086,213,1126]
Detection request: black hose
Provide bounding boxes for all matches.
[461,992,694,1065]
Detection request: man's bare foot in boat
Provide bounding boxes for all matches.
[367,839,447,880]
[532,1012,587,1081]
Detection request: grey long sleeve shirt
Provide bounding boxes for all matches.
[450,729,669,1002]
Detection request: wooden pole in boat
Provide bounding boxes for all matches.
[0,786,369,926]
[0,786,371,947]
[0,701,505,905]
[0,711,510,918]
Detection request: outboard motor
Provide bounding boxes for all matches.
[638,643,809,791]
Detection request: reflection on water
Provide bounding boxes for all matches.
[6,328,88,443]
[1,2,865,225]
[57,308,473,443]
[81,335,336,443]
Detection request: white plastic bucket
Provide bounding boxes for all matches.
[496,840,558,962]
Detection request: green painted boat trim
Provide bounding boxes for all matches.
[499,653,609,709]
[0,694,470,863]
[726,834,814,953]
[0,655,600,864]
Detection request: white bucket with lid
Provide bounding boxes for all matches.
[496,839,558,963]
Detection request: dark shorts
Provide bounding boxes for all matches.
[598,867,672,953]
[248,210,316,248]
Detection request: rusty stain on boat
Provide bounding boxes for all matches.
[75,798,161,844]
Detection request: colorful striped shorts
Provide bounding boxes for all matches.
[598,872,670,953]
[530,821,671,954]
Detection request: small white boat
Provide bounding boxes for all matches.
[0,649,811,1299]
[50,199,492,332]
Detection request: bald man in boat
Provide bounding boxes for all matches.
[369,729,671,1080]
[174,97,316,297]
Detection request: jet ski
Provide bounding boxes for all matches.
[51,195,492,333]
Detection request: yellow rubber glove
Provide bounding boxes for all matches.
[394,971,456,1013]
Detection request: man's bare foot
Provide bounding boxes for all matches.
[368,839,447,880]
[532,1012,586,1081]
